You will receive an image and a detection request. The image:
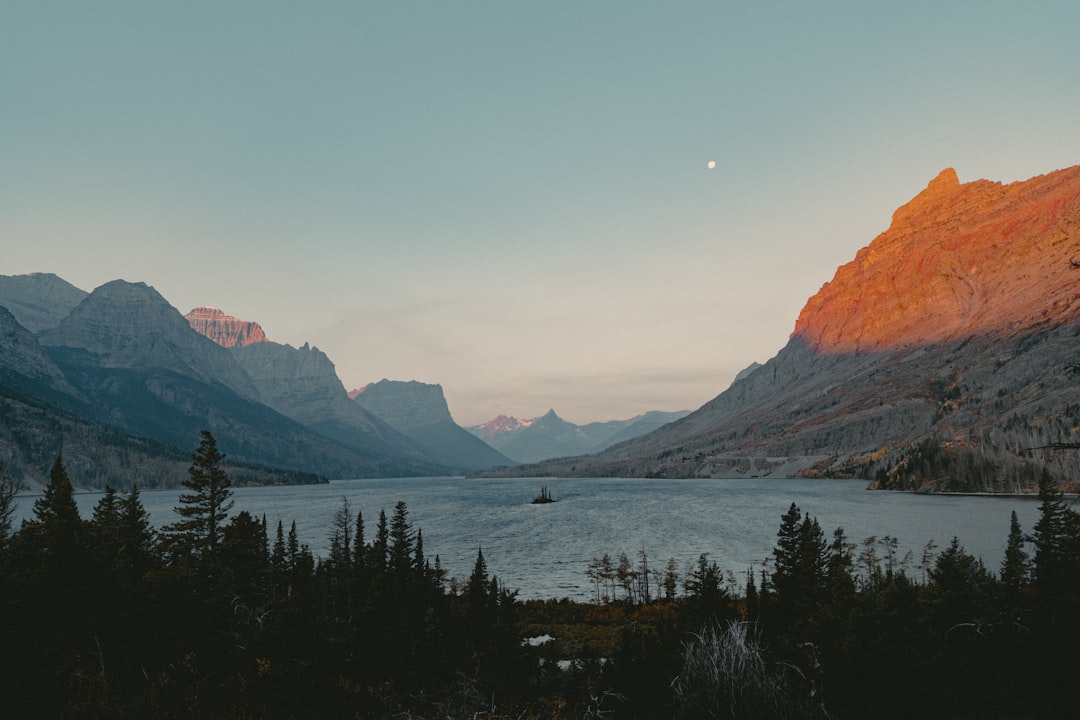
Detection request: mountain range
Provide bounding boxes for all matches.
[0,280,500,488]
[466,409,691,464]
[5,164,1079,492]
[500,166,1080,492]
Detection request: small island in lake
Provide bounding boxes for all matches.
[530,485,556,504]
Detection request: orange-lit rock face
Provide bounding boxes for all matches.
[793,166,1080,354]
[186,306,268,348]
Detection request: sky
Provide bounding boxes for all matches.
[3,2,1080,426]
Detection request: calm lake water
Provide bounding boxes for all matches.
[14,477,1047,601]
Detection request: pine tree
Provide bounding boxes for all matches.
[352,509,366,568]
[371,509,389,574]
[1030,468,1076,595]
[287,520,300,569]
[272,519,287,576]
[464,547,492,636]
[117,483,156,582]
[388,500,415,577]
[771,503,827,618]
[0,461,22,549]
[663,557,680,602]
[163,431,234,571]
[771,503,803,600]
[744,568,759,619]
[33,454,83,560]
[91,483,121,557]
[1000,510,1029,591]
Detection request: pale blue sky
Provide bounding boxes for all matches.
[3,2,1079,424]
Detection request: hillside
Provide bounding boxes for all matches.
[506,166,1080,491]
[0,280,450,487]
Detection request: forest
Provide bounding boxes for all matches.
[2,431,1079,719]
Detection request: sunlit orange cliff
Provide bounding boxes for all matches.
[793,166,1080,354]
[502,165,1080,488]
[186,306,269,348]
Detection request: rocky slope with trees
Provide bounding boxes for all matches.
[0,278,454,487]
[511,166,1080,491]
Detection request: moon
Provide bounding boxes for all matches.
[706,160,716,170]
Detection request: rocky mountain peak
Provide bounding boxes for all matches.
[352,379,454,429]
[0,306,75,393]
[792,166,1080,354]
[38,279,260,400]
[186,306,268,347]
[0,272,88,333]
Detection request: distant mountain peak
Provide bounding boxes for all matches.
[0,272,88,333]
[186,306,268,348]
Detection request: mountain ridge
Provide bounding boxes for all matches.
[467,408,691,464]
[494,165,1080,490]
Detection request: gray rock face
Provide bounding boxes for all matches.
[352,379,454,429]
[230,343,428,459]
[0,306,77,394]
[185,306,268,347]
[38,280,261,401]
[353,379,512,471]
[0,273,88,333]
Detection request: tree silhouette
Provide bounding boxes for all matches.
[163,431,234,574]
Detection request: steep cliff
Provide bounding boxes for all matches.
[39,280,261,401]
[229,342,437,464]
[0,306,77,394]
[508,166,1080,489]
[185,306,268,347]
[0,272,88,333]
[352,379,512,471]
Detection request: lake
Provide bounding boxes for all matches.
[13,476,1047,601]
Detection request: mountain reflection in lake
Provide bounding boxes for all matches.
[22,476,1044,601]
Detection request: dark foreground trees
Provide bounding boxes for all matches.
[2,441,1079,718]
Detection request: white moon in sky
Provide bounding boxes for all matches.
[706,160,716,169]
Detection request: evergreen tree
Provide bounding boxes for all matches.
[684,553,730,625]
[287,520,300,569]
[663,557,680,602]
[272,519,287,576]
[352,509,366,568]
[744,567,759,619]
[0,461,22,549]
[771,503,827,620]
[90,484,122,568]
[163,431,234,572]
[32,454,83,561]
[1030,468,1079,596]
[222,510,271,599]
[464,547,492,639]
[92,483,120,525]
[371,509,389,574]
[117,483,156,583]
[328,497,353,570]
[1000,510,1029,591]
[388,500,415,577]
